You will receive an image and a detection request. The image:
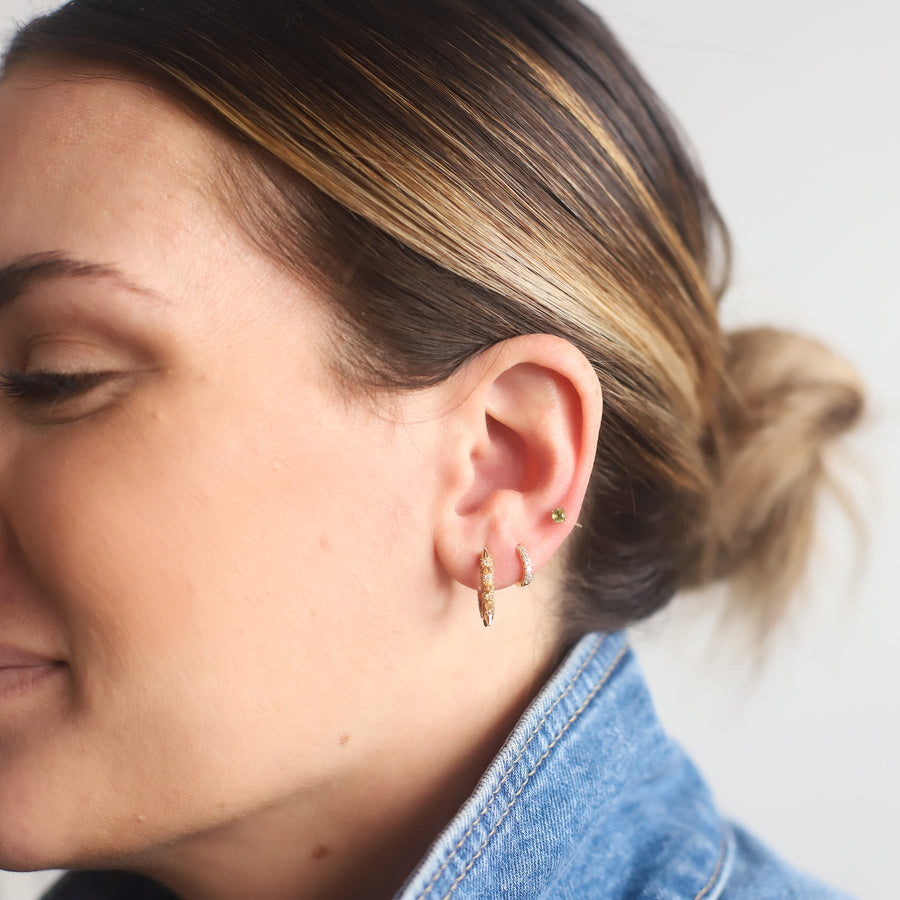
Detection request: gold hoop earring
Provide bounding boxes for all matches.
[516,543,533,587]
[477,547,495,628]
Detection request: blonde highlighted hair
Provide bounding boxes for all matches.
[5,0,864,639]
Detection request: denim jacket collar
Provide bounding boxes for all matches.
[396,630,849,900]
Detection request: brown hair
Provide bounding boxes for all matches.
[3,0,864,640]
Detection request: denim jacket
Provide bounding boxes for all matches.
[44,632,851,900]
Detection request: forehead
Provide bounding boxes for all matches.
[0,61,233,293]
[0,62,215,220]
[0,58,214,168]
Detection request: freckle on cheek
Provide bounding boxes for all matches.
[311,844,330,860]
[338,734,351,747]
[319,534,333,552]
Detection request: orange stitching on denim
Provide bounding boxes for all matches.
[695,834,728,900]
[436,642,629,900]
[414,635,607,900]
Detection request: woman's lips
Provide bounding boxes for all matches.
[0,644,66,701]
[0,643,59,668]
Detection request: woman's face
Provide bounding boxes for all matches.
[0,63,448,869]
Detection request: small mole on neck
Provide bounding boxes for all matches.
[338,733,351,746]
[312,844,331,860]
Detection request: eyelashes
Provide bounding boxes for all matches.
[0,370,113,405]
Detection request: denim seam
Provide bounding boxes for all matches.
[436,641,630,900]
[414,634,607,900]
[694,834,728,900]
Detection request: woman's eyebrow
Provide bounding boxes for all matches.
[0,251,165,311]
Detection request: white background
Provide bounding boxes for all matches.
[1,1,897,898]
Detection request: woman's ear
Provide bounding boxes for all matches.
[433,334,602,593]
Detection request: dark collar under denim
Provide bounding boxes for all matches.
[43,632,852,900]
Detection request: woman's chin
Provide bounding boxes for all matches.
[0,780,108,875]
[0,826,70,875]
[0,822,131,878]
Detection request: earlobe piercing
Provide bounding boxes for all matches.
[516,543,533,587]
[477,547,495,627]
[477,543,532,625]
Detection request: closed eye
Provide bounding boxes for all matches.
[0,370,114,404]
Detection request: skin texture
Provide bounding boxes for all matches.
[0,63,602,900]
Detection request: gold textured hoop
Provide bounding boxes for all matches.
[516,543,533,587]
[477,547,495,627]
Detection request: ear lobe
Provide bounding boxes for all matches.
[434,335,602,593]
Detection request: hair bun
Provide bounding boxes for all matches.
[692,326,865,630]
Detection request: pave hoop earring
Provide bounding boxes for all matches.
[477,547,495,627]
[516,543,533,587]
